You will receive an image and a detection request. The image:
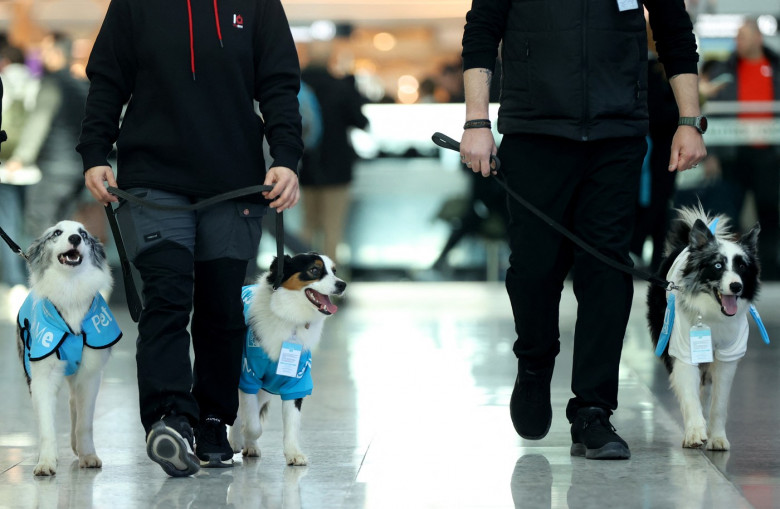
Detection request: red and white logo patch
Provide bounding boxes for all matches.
[233,14,243,29]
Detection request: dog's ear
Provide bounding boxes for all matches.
[740,222,761,257]
[267,254,293,283]
[689,219,715,250]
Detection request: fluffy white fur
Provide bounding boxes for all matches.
[229,254,344,466]
[649,206,760,451]
[18,220,113,476]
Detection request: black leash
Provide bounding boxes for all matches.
[0,224,28,262]
[105,185,286,323]
[431,132,677,291]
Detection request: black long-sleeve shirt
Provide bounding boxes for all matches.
[77,0,303,199]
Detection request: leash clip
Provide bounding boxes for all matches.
[666,281,681,292]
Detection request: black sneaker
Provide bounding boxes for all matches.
[146,415,200,477]
[510,363,554,439]
[570,407,630,460]
[196,415,234,468]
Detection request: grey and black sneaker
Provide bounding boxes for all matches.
[146,415,200,477]
[570,407,630,460]
[196,415,235,468]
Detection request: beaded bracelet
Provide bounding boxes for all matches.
[463,119,492,130]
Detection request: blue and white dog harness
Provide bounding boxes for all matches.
[238,285,313,400]
[18,291,122,377]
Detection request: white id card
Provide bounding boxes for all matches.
[276,341,302,377]
[690,326,714,364]
[617,0,639,11]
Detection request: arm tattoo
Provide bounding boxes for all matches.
[480,69,493,86]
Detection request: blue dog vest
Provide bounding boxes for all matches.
[238,285,313,400]
[18,292,122,377]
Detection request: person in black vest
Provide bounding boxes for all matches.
[459,0,706,459]
[79,0,302,476]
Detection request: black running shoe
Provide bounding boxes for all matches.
[570,407,630,460]
[146,415,200,477]
[196,415,235,468]
[510,362,554,440]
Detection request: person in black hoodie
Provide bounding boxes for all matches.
[459,0,706,460]
[78,0,303,477]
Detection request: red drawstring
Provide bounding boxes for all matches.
[213,0,223,48]
[186,0,195,80]
[187,0,223,81]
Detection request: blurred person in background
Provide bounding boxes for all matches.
[707,18,780,280]
[5,32,88,240]
[0,40,37,304]
[299,43,369,267]
[79,0,302,477]
[459,0,705,459]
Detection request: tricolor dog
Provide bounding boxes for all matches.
[16,220,121,475]
[228,253,345,465]
[648,207,761,450]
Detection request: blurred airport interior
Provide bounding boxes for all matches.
[2,2,780,508]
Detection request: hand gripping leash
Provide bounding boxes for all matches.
[431,131,678,292]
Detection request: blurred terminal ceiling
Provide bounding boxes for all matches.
[0,0,471,36]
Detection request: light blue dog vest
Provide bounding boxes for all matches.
[238,285,313,400]
[18,291,122,377]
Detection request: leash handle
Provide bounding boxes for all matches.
[104,185,286,318]
[106,185,275,212]
[431,131,673,291]
[431,132,501,172]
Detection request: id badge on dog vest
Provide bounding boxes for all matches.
[690,319,714,364]
[277,341,303,377]
[617,0,639,11]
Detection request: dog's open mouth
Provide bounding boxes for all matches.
[715,290,738,316]
[58,249,83,267]
[305,288,338,315]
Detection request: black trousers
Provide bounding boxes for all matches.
[499,134,645,422]
[134,242,249,432]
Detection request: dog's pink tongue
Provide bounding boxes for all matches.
[722,295,738,316]
[320,294,338,314]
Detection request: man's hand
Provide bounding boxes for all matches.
[84,165,119,205]
[460,128,497,177]
[668,127,707,172]
[263,166,299,212]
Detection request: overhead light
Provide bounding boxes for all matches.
[373,32,396,52]
[310,20,337,41]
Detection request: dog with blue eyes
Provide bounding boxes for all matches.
[228,253,346,465]
[16,220,121,476]
[648,206,761,451]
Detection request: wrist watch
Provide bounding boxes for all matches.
[678,116,708,134]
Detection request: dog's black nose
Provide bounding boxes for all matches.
[68,234,81,246]
[730,282,743,294]
[336,280,347,293]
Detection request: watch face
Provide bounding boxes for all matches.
[698,116,708,133]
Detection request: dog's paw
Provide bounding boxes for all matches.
[242,445,261,458]
[78,454,102,469]
[33,459,57,476]
[682,426,708,448]
[284,450,308,466]
[706,436,730,451]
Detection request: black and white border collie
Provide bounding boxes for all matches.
[229,253,346,465]
[648,206,760,450]
[16,220,120,475]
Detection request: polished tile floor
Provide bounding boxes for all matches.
[1,280,778,509]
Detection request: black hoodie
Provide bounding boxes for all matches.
[77,0,303,199]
